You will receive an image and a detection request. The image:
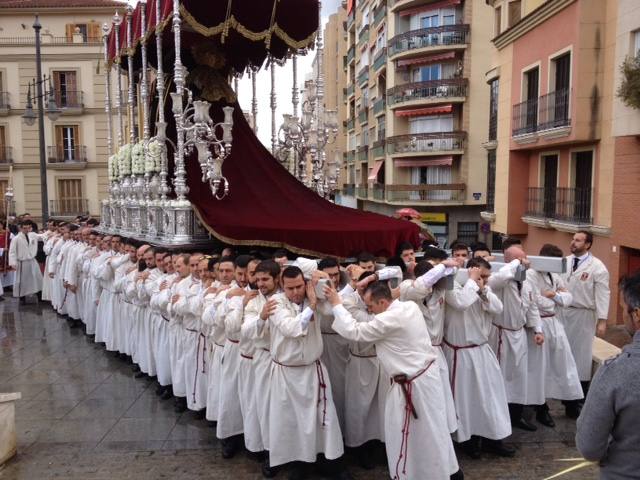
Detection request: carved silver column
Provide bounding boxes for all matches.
[312,0,325,193]
[251,70,258,133]
[270,62,277,155]
[102,22,113,230]
[292,54,299,118]
[156,0,170,205]
[170,0,188,203]
[112,12,124,231]
[139,2,150,235]
[125,5,140,234]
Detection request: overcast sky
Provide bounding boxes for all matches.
[236,0,342,147]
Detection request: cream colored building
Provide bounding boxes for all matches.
[336,0,494,247]
[0,0,123,221]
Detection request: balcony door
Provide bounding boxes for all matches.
[572,151,593,222]
[57,178,83,216]
[410,114,454,151]
[553,53,571,126]
[411,165,452,201]
[541,154,558,218]
[53,71,77,108]
[0,126,6,163]
[413,64,441,82]
[55,125,79,161]
[524,67,539,131]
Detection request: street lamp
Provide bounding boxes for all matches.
[20,15,60,224]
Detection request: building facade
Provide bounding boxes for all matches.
[337,0,494,247]
[0,0,122,221]
[483,0,640,322]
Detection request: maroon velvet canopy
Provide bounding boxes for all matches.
[107,0,319,72]
[186,105,419,259]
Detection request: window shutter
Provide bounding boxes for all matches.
[88,22,101,42]
[65,24,75,41]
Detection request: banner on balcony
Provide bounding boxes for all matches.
[395,105,453,117]
[394,156,453,167]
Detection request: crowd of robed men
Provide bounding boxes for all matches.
[12,218,611,480]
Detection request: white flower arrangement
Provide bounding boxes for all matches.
[146,139,163,173]
[131,141,145,175]
[108,154,119,181]
[117,144,132,178]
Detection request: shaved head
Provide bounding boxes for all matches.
[504,245,526,262]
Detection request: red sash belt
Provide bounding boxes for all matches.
[227,338,239,344]
[349,349,377,359]
[390,359,435,480]
[192,332,207,404]
[540,314,555,318]
[442,339,483,399]
[272,358,328,427]
[491,323,523,365]
[240,353,253,360]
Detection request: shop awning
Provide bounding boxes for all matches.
[399,0,461,17]
[368,160,384,181]
[396,52,456,68]
[394,156,453,167]
[395,105,453,117]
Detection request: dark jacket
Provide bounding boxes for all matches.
[576,331,640,479]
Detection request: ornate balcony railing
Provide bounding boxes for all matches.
[356,185,368,198]
[385,184,466,202]
[373,96,386,116]
[526,187,593,224]
[372,139,386,158]
[0,146,13,164]
[50,198,89,217]
[388,25,470,57]
[47,145,87,163]
[0,92,10,110]
[358,25,370,47]
[387,78,468,106]
[357,67,369,87]
[538,88,571,131]
[0,36,101,46]
[373,47,387,71]
[512,97,539,136]
[54,90,83,109]
[346,117,355,131]
[387,131,466,154]
[358,107,369,125]
[373,3,386,27]
[347,45,356,64]
[342,183,355,196]
[347,83,355,97]
[357,146,369,161]
[346,150,356,163]
[372,184,385,200]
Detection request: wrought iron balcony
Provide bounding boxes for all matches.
[347,83,355,97]
[372,184,385,200]
[347,45,356,64]
[357,67,369,87]
[372,139,386,158]
[356,185,368,198]
[357,146,369,161]
[373,3,386,27]
[526,187,593,224]
[347,150,356,163]
[512,98,539,136]
[387,78,468,106]
[388,25,470,58]
[387,131,466,155]
[342,183,355,196]
[0,146,12,164]
[346,117,355,131]
[373,47,387,72]
[54,90,84,109]
[538,88,571,131]
[358,25,370,47]
[0,92,9,112]
[347,9,355,30]
[47,145,87,163]
[488,113,497,142]
[358,107,369,125]
[373,97,386,116]
[385,184,466,202]
[50,198,89,217]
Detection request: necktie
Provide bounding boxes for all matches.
[572,257,580,272]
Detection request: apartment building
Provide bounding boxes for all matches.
[482,0,640,322]
[337,0,494,247]
[0,0,122,221]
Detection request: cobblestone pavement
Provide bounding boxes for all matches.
[0,299,598,480]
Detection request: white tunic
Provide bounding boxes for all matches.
[41,235,60,301]
[136,267,163,377]
[444,279,512,443]
[267,293,344,467]
[86,250,110,335]
[48,238,65,310]
[112,256,134,354]
[562,254,610,381]
[166,276,196,398]
[340,289,386,447]
[332,299,459,480]
[150,272,178,387]
[94,251,118,345]
[488,260,542,405]
[527,270,583,402]
[61,241,82,320]
[9,232,43,297]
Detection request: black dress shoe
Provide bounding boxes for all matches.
[512,417,537,431]
[173,397,187,413]
[565,402,581,420]
[450,469,464,480]
[134,371,146,379]
[536,409,556,428]
[461,436,482,459]
[356,446,376,470]
[261,458,279,478]
[220,437,238,459]
[287,463,310,480]
[482,439,516,457]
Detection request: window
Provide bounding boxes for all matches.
[570,150,593,223]
[54,125,79,161]
[486,150,496,213]
[541,154,558,218]
[457,222,479,245]
[488,78,499,141]
[0,126,7,164]
[57,179,84,216]
[507,0,521,28]
[421,13,440,28]
[52,71,79,108]
[547,52,571,128]
[411,165,453,201]
[522,67,539,132]
[494,6,502,35]
[410,114,454,134]
[633,30,640,57]
[413,64,441,82]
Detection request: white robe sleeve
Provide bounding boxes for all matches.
[331,303,396,343]
[445,279,481,311]
[487,259,520,290]
[593,262,610,320]
[8,237,17,268]
[269,299,311,338]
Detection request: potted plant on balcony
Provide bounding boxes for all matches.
[617,54,640,110]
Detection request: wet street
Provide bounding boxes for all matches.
[0,298,597,480]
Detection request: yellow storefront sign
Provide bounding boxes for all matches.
[420,213,447,223]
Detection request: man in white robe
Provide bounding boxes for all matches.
[134,247,162,378]
[41,226,61,303]
[112,242,137,356]
[215,255,253,458]
[150,254,177,398]
[265,266,347,479]
[444,257,514,458]
[61,228,83,326]
[9,222,44,301]
[328,281,460,480]
[80,233,100,334]
[48,227,68,312]
[94,236,121,345]
[86,236,111,338]
[561,230,610,418]
[526,243,583,427]
[242,259,281,477]
[488,245,544,431]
